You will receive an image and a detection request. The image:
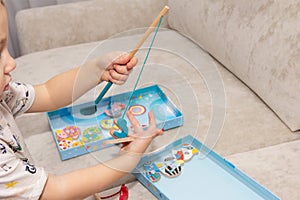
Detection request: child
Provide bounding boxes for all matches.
[0,1,163,199]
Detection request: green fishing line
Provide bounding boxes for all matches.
[114,16,164,137]
[121,16,163,119]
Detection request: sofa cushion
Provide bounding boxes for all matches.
[227,140,300,200]
[168,0,300,131]
[15,0,168,55]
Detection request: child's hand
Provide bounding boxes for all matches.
[99,51,138,85]
[120,111,164,154]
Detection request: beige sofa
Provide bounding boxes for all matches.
[11,0,300,199]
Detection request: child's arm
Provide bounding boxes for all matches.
[39,111,163,200]
[27,52,137,112]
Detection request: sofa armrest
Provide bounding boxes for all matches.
[15,0,168,55]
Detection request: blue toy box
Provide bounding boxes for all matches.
[47,85,183,160]
[134,135,280,200]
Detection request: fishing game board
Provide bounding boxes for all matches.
[47,85,183,160]
[134,135,280,200]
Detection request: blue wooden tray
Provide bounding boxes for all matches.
[47,85,183,160]
[134,135,280,200]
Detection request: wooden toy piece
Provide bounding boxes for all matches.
[81,127,102,143]
[143,161,161,182]
[106,118,130,144]
[58,139,73,151]
[104,102,125,118]
[172,143,199,162]
[56,125,81,142]
[103,137,135,145]
[64,126,81,140]
[112,118,129,138]
[128,104,146,116]
[181,143,199,161]
[100,118,115,130]
[156,156,183,178]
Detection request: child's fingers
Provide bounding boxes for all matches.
[113,64,131,75]
[126,111,143,132]
[114,53,130,65]
[108,70,129,85]
[148,111,164,136]
[156,128,164,136]
[147,111,157,128]
[114,53,137,70]
[109,69,128,80]
[126,57,138,70]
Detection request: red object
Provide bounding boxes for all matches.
[175,150,184,160]
[119,184,128,200]
[100,184,128,200]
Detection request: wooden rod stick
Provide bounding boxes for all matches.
[103,137,135,145]
[128,5,169,58]
[95,5,169,105]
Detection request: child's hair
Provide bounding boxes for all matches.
[0,0,4,5]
